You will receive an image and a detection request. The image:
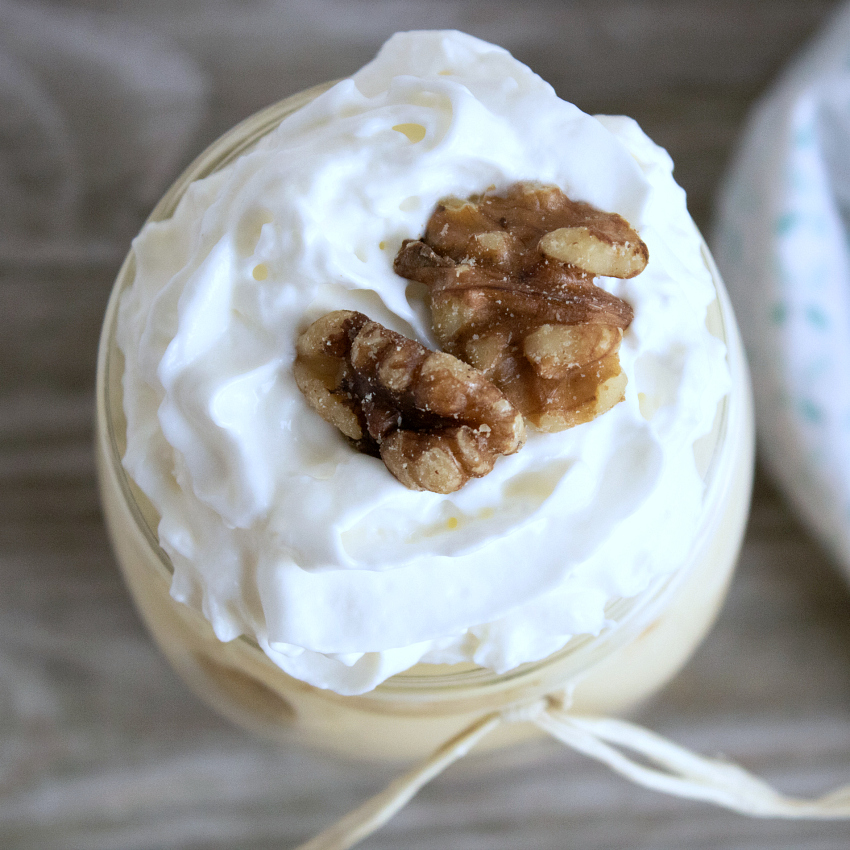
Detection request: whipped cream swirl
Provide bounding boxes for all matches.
[118,30,729,694]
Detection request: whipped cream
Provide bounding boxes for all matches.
[118,30,729,695]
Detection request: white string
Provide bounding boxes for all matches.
[294,698,850,850]
[536,708,850,819]
[292,707,518,850]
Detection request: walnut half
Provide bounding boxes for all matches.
[394,182,647,432]
[294,310,525,493]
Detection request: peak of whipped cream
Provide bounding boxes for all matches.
[118,30,729,695]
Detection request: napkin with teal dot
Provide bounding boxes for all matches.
[714,1,850,579]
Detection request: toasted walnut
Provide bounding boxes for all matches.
[394,182,647,431]
[294,310,525,493]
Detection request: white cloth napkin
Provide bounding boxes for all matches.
[714,1,850,580]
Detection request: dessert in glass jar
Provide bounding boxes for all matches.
[96,30,754,762]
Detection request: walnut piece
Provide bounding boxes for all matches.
[294,310,525,493]
[394,182,647,431]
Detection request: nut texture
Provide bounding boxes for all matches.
[394,182,646,431]
[294,310,525,493]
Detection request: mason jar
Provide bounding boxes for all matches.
[95,85,755,763]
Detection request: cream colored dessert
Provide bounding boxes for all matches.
[96,30,754,758]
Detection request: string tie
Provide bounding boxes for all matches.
[294,698,850,850]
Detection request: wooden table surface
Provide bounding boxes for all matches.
[2,2,850,848]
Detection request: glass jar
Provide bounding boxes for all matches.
[95,85,755,763]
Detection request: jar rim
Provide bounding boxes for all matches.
[95,83,735,699]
